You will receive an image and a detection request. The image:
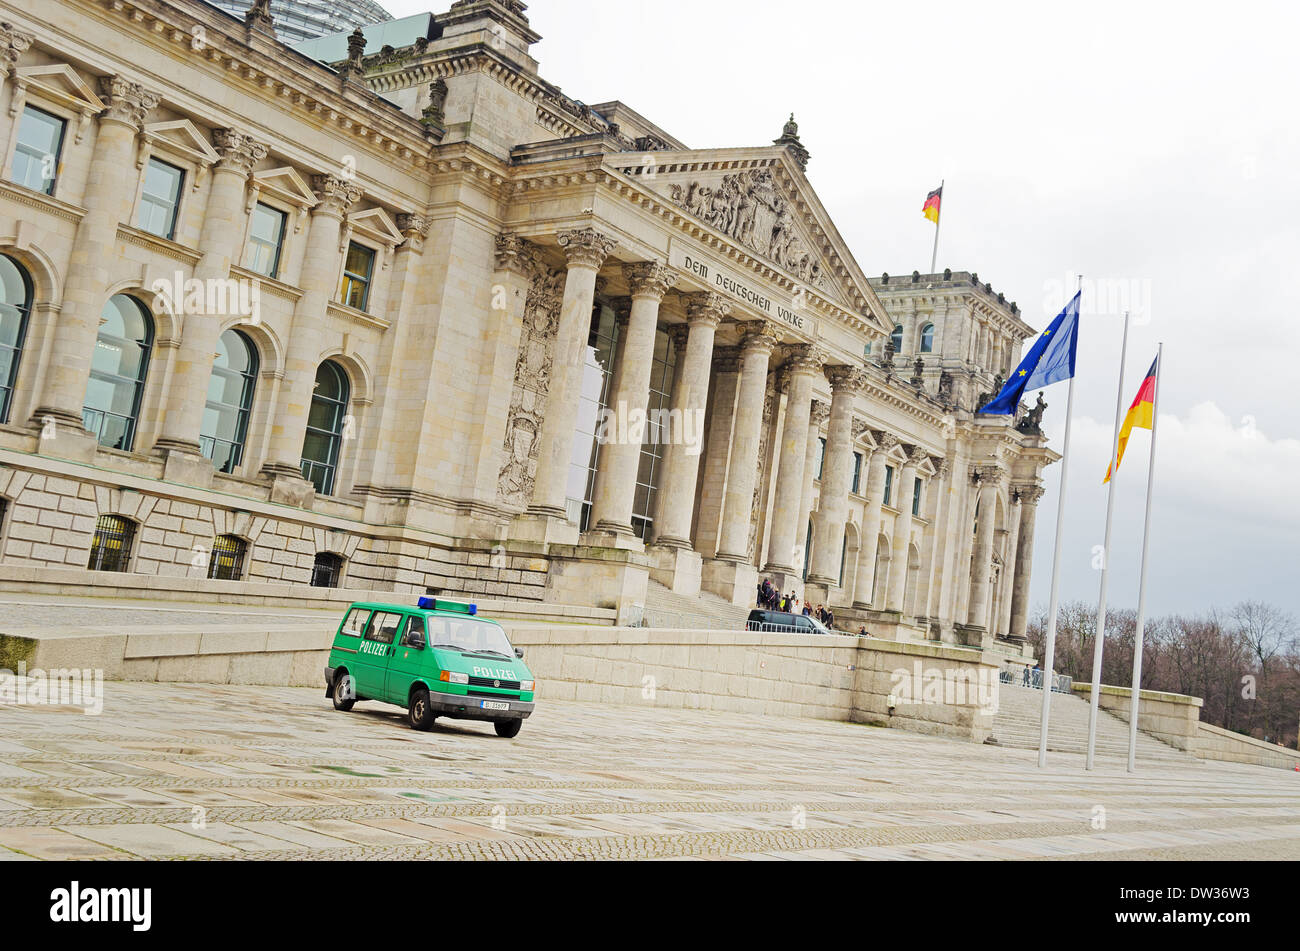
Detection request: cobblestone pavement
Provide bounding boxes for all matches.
[0,682,1296,860]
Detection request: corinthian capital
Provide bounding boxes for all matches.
[738,321,780,355]
[311,174,362,215]
[494,231,534,274]
[809,399,831,428]
[0,23,34,75]
[556,227,617,270]
[1014,483,1045,506]
[825,364,869,394]
[906,445,930,468]
[973,463,1005,487]
[397,213,432,252]
[873,430,900,451]
[684,291,731,327]
[98,75,160,130]
[623,261,677,301]
[212,129,268,176]
[783,344,826,378]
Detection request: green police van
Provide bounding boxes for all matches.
[324,597,536,738]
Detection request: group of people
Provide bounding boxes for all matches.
[756,579,836,631]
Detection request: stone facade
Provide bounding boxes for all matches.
[0,0,1055,643]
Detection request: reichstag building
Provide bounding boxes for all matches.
[0,0,1056,649]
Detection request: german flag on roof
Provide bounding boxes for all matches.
[922,185,943,224]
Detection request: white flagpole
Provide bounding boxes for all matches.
[1037,277,1082,769]
[929,180,944,274]
[1086,309,1131,771]
[1127,344,1163,773]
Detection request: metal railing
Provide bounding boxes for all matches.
[1000,667,1073,694]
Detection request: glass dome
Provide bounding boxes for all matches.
[209,0,394,45]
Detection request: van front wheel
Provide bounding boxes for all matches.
[409,688,436,732]
[494,719,522,739]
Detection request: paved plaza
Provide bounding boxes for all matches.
[0,682,1296,861]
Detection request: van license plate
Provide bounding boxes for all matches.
[480,701,510,711]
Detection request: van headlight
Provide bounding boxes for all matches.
[440,671,469,685]
[520,680,535,692]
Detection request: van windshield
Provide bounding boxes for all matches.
[427,616,515,658]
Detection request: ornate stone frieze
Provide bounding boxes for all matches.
[212,129,267,177]
[98,75,160,129]
[556,227,617,270]
[667,167,828,289]
[623,261,677,301]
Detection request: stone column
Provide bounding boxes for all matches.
[921,459,952,623]
[514,227,617,541]
[692,348,739,557]
[806,366,866,601]
[30,77,159,458]
[701,322,778,604]
[648,297,725,594]
[852,433,897,609]
[996,490,1024,638]
[794,399,829,578]
[1008,485,1044,641]
[885,446,928,613]
[649,322,690,537]
[587,262,676,542]
[155,129,268,479]
[259,174,361,503]
[966,465,1003,632]
[762,346,823,588]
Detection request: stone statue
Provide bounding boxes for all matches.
[422,79,448,128]
[1017,393,1048,435]
[911,358,925,388]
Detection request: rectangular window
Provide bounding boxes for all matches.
[11,105,66,195]
[340,242,375,311]
[364,611,404,645]
[883,466,894,507]
[243,202,287,278]
[816,437,827,479]
[912,477,923,516]
[339,607,370,638]
[851,452,863,494]
[137,158,185,239]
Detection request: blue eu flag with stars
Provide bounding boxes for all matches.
[979,291,1081,415]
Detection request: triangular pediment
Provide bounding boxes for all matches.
[610,146,890,335]
[15,65,104,114]
[142,119,219,166]
[253,166,318,209]
[347,207,404,248]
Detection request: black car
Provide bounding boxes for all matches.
[745,609,835,635]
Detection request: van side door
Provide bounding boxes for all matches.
[355,610,404,702]
[386,615,429,707]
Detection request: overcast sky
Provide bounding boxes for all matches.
[388,0,1300,618]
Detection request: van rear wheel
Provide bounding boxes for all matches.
[494,719,522,739]
[332,673,356,712]
[409,688,436,732]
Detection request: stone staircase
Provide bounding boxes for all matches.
[641,580,754,631]
[993,683,1193,762]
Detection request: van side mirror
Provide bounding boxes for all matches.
[409,637,426,651]
[514,647,525,659]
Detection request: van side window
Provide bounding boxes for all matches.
[400,616,426,649]
[365,612,403,645]
[340,608,369,638]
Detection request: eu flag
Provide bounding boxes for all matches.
[979,291,1081,415]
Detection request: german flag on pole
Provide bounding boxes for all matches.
[1104,356,1159,483]
[922,185,943,224]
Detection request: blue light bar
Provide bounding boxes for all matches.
[417,597,478,616]
[418,596,436,610]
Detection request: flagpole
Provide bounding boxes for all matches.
[929,179,944,274]
[1086,309,1131,771]
[1127,343,1163,773]
[1037,276,1082,769]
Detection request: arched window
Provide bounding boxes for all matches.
[83,295,153,451]
[200,329,259,473]
[208,535,248,581]
[311,552,344,589]
[88,515,136,573]
[0,254,33,425]
[920,323,935,354]
[301,361,350,496]
[890,324,903,353]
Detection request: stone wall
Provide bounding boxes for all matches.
[1072,683,1203,751]
[1,623,1001,743]
[1194,722,1300,772]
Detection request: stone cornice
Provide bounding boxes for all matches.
[0,180,85,223]
[117,224,201,265]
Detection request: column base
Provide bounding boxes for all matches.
[802,578,838,609]
[700,556,759,608]
[510,511,580,547]
[544,544,650,627]
[647,543,702,597]
[31,416,98,464]
[953,622,992,651]
[261,469,317,508]
[158,447,216,489]
[580,528,646,553]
